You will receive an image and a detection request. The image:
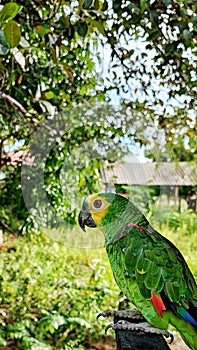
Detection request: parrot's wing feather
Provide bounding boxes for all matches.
[124,225,197,328]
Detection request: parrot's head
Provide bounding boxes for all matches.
[78,192,131,233]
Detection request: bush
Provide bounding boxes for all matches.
[153,208,197,235]
[0,234,119,349]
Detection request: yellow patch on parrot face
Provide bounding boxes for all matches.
[86,194,110,227]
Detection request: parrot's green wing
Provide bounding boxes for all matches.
[123,224,197,311]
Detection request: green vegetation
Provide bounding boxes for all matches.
[0,1,196,234]
[0,233,119,349]
[153,209,197,235]
[0,219,197,349]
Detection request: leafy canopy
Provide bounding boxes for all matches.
[0,0,196,234]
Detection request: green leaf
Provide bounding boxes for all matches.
[0,30,9,55]
[183,29,191,41]
[82,0,94,9]
[36,25,51,37]
[148,31,160,41]
[151,10,159,19]
[130,13,141,25]
[86,18,105,35]
[0,3,21,25]
[113,0,122,11]
[140,0,148,13]
[93,0,99,10]
[45,91,54,99]
[74,21,88,37]
[3,20,21,48]
[165,43,176,54]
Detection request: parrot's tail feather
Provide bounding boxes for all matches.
[177,306,197,330]
[161,290,197,330]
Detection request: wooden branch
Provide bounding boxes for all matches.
[0,138,6,169]
[1,92,57,135]
[0,221,17,236]
[114,311,171,350]
[100,309,172,350]
[2,92,27,114]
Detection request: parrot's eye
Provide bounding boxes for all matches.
[92,199,104,210]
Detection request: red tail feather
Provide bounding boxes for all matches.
[151,293,166,317]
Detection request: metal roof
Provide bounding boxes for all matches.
[101,162,197,186]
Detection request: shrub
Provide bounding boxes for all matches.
[0,234,119,349]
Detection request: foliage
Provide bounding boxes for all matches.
[0,1,196,234]
[0,221,197,349]
[103,0,197,160]
[0,233,119,349]
[155,208,197,235]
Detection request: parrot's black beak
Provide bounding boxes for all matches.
[78,209,97,232]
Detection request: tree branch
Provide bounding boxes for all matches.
[0,220,17,235]
[1,92,57,135]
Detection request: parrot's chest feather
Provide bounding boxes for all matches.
[106,238,138,300]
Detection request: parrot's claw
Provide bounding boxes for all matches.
[97,310,116,320]
[105,323,115,334]
[97,309,144,321]
[105,319,174,344]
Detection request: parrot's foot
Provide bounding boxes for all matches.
[105,320,174,343]
[97,309,174,347]
[97,309,144,322]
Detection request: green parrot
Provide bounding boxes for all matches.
[78,192,197,350]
